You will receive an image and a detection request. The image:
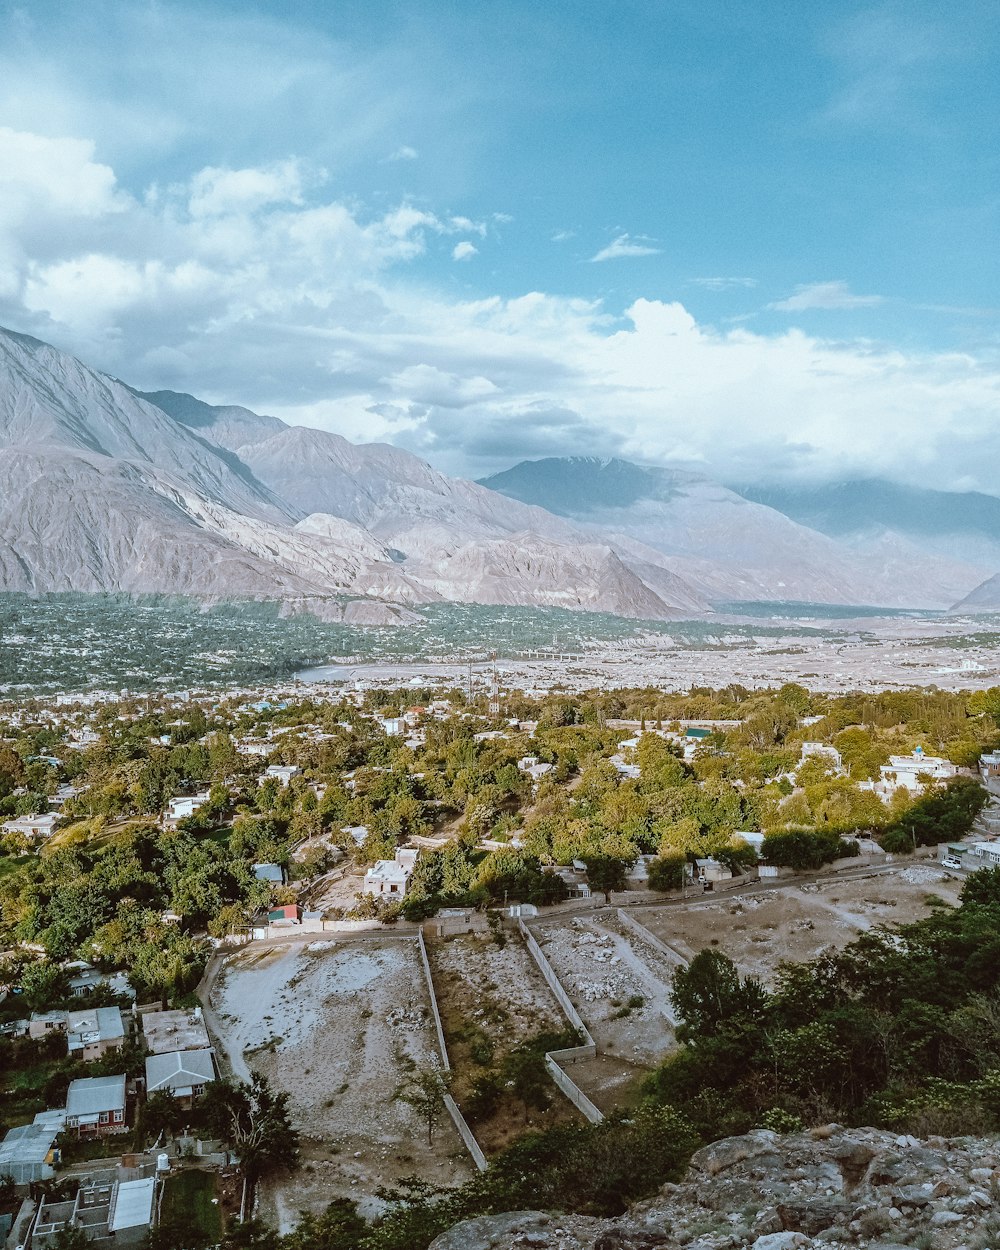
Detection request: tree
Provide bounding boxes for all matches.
[202,1074,299,1195]
[670,949,768,1043]
[399,1067,450,1145]
[583,854,632,900]
[647,853,687,892]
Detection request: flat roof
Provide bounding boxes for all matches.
[142,1009,211,1054]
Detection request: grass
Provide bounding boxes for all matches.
[161,1170,222,1245]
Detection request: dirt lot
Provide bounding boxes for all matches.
[205,937,474,1231]
[427,931,579,1153]
[533,914,680,1069]
[635,864,963,986]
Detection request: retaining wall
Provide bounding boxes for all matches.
[415,930,489,1171]
[517,919,602,1125]
[615,907,688,966]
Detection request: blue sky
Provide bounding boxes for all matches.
[0,0,998,487]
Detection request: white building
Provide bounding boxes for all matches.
[879,749,956,795]
[363,847,419,898]
[164,793,210,824]
[257,764,300,787]
[1,812,57,840]
[800,742,843,772]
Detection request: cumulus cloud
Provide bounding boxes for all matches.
[452,241,478,261]
[589,233,661,262]
[769,280,885,311]
[386,145,419,161]
[1,129,999,491]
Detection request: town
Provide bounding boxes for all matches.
[1,672,999,1247]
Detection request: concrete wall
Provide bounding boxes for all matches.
[415,931,488,1172]
[615,908,688,967]
[516,919,603,1125]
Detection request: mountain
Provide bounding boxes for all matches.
[0,327,700,620]
[950,573,1000,613]
[738,478,1000,541]
[480,457,991,609]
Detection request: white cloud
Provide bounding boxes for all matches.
[386,145,419,161]
[2,130,1000,494]
[589,233,662,262]
[188,160,308,218]
[769,280,885,311]
[452,241,478,261]
[551,229,575,242]
[689,276,757,290]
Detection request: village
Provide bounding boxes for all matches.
[0,674,999,1245]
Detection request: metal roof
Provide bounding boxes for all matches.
[109,1176,156,1232]
[145,1048,216,1092]
[66,1074,126,1117]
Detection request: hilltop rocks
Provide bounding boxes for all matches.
[428,1126,1000,1250]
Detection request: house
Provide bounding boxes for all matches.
[517,755,554,783]
[800,742,843,771]
[2,812,57,841]
[65,1073,127,1136]
[378,717,406,736]
[257,764,300,786]
[253,862,285,885]
[164,792,210,825]
[65,961,134,1000]
[28,1010,68,1041]
[144,1049,216,1104]
[980,750,1000,789]
[343,825,369,847]
[0,1114,63,1185]
[141,1007,211,1055]
[625,855,657,888]
[694,858,733,888]
[66,1006,125,1061]
[363,847,418,898]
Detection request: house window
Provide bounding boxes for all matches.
[99,1112,109,1124]
[113,1109,124,1122]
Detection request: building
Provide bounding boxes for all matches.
[65,1074,127,1136]
[800,741,844,772]
[1,812,57,841]
[66,1006,126,1061]
[144,1049,216,1105]
[879,749,957,795]
[30,1173,156,1247]
[257,764,300,786]
[65,962,134,1000]
[252,862,285,885]
[164,793,210,825]
[735,831,766,856]
[0,1114,63,1185]
[363,847,418,898]
[28,1010,67,1041]
[980,750,1000,789]
[141,1007,211,1055]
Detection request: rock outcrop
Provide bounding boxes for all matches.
[428,1126,1000,1250]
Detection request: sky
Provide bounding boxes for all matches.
[0,0,998,489]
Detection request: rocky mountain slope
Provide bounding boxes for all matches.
[429,1125,1000,1250]
[480,458,993,610]
[0,327,700,619]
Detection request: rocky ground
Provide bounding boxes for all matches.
[429,1125,1000,1249]
[637,866,963,988]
